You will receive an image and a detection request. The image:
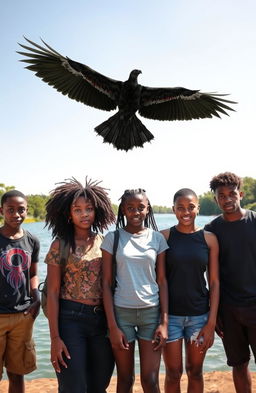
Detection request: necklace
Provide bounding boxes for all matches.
[74,233,95,257]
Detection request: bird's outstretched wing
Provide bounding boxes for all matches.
[17,37,121,111]
[139,86,236,120]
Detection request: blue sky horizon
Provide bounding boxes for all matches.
[1,1,255,205]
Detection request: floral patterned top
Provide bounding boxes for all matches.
[45,234,104,301]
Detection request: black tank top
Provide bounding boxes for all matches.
[166,226,209,316]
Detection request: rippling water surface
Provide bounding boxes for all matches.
[19,215,255,379]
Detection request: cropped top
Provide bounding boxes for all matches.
[45,234,103,301]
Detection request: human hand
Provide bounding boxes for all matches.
[51,336,71,373]
[215,315,224,339]
[109,327,129,351]
[24,299,41,319]
[152,323,167,351]
[196,323,215,353]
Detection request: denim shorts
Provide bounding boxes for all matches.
[114,305,160,342]
[167,313,209,343]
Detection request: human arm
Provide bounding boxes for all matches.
[153,250,168,350]
[215,313,224,339]
[46,240,70,372]
[160,228,170,241]
[204,222,224,339]
[102,249,129,350]
[25,262,40,319]
[197,231,219,351]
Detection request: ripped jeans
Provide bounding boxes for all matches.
[166,313,209,343]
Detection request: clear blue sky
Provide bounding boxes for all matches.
[1,0,255,205]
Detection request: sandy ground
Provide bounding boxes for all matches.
[1,372,256,392]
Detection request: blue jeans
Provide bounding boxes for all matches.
[167,313,209,343]
[57,299,114,393]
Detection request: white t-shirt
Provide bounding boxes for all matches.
[101,228,168,308]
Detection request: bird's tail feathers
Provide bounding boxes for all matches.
[94,113,154,151]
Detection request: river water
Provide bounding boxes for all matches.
[19,215,255,379]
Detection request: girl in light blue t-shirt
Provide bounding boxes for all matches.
[102,188,168,393]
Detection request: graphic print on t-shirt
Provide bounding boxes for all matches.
[0,248,31,294]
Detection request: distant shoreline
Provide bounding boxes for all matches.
[22,212,217,224]
[24,217,43,223]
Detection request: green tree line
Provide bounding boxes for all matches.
[1,177,256,221]
[0,184,49,221]
[199,177,256,215]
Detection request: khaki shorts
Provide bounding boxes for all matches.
[0,312,36,378]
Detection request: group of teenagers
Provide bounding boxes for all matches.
[0,171,256,393]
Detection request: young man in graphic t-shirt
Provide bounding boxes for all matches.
[0,190,40,393]
[205,172,256,393]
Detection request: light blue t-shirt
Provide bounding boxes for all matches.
[101,228,169,308]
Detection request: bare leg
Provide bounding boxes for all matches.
[185,341,206,393]
[138,339,162,393]
[163,339,183,393]
[233,362,252,393]
[113,341,135,393]
[7,372,24,393]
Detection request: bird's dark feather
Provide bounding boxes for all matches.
[17,37,121,111]
[17,37,237,151]
[139,86,236,121]
[95,113,154,151]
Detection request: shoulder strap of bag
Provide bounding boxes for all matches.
[59,238,70,269]
[111,230,119,293]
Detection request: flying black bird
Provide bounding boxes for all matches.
[18,37,236,151]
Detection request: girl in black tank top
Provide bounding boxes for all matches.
[161,188,219,393]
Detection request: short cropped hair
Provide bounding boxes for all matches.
[1,190,27,207]
[173,188,198,204]
[209,172,242,192]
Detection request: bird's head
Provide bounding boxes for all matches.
[129,69,142,82]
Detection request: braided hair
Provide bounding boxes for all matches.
[45,177,116,249]
[116,188,158,230]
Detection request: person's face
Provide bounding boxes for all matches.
[0,196,28,229]
[214,185,243,215]
[70,197,95,230]
[122,194,149,228]
[173,194,199,227]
